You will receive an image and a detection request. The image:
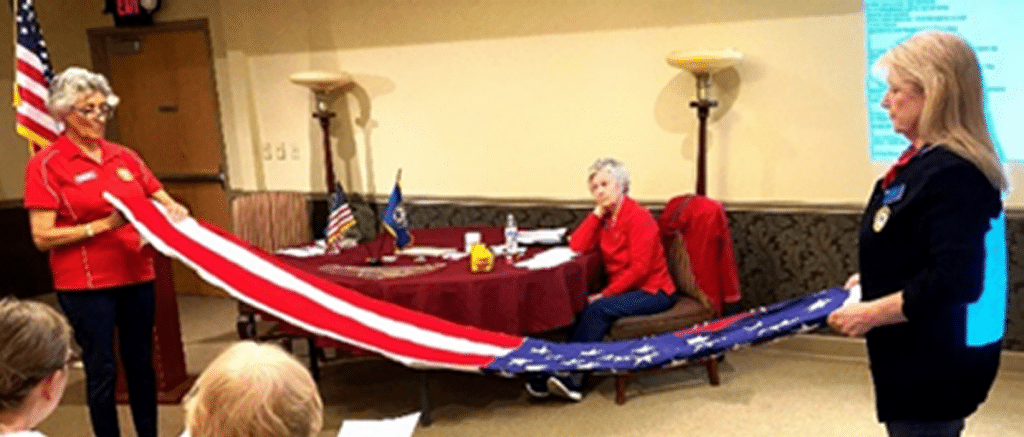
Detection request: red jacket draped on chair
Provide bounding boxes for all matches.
[658,195,741,313]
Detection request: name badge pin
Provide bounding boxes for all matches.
[73,170,98,184]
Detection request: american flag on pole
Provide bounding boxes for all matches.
[104,191,853,376]
[327,182,357,253]
[14,0,60,154]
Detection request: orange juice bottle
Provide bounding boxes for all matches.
[470,243,494,273]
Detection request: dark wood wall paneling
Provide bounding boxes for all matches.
[0,202,53,298]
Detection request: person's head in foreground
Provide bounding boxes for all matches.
[183,341,323,437]
[0,297,74,434]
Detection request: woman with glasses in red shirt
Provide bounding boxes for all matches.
[23,67,189,437]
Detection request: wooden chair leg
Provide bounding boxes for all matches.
[705,357,720,386]
[277,338,292,352]
[419,372,433,426]
[615,375,627,405]
[307,337,320,381]
[236,313,256,340]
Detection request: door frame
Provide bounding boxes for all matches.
[87,19,231,296]
[86,18,229,188]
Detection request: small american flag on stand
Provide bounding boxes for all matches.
[326,182,356,253]
[14,0,60,154]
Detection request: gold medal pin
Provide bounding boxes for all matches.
[117,167,134,182]
[872,205,891,233]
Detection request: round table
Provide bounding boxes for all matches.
[278,227,602,336]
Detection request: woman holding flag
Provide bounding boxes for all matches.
[828,31,1007,437]
[23,67,189,437]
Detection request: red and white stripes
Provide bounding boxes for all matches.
[105,192,524,372]
[14,0,61,153]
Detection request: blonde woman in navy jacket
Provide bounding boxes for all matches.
[828,31,1007,437]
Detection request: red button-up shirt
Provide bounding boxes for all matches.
[569,196,676,298]
[24,135,163,291]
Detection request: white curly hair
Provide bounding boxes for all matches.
[46,66,120,120]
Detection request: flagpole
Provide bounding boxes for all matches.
[11,0,25,155]
[12,0,34,156]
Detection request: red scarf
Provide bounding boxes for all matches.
[881,146,923,189]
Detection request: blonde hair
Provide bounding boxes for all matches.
[184,341,323,437]
[0,297,73,411]
[877,30,1007,191]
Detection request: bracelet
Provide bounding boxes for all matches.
[84,223,94,238]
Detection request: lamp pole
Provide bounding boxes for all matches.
[666,50,741,198]
[690,73,717,197]
[289,71,352,194]
[312,92,337,192]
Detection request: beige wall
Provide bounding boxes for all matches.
[0,0,224,200]
[4,1,1021,208]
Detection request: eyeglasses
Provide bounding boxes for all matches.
[73,104,114,119]
[64,351,80,368]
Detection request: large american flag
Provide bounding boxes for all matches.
[104,191,851,375]
[14,0,60,154]
[327,182,356,253]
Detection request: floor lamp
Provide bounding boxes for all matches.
[289,70,353,192]
[666,50,741,196]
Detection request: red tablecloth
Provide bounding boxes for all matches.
[277,227,602,336]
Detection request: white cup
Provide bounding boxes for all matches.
[464,231,481,253]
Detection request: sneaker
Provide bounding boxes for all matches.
[546,376,582,402]
[524,377,549,398]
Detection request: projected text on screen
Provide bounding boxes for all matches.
[864,0,1017,162]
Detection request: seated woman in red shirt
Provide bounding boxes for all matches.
[526,158,677,401]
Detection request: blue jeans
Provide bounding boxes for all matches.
[886,419,965,437]
[568,289,677,343]
[58,282,157,437]
[529,289,676,391]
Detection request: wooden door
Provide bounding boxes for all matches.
[88,19,228,296]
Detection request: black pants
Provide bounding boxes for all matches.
[886,419,965,437]
[58,282,157,437]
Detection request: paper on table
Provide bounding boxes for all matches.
[337,411,421,437]
[490,244,526,257]
[441,251,469,261]
[513,246,577,270]
[516,228,567,245]
[275,240,327,257]
[398,246,459,258]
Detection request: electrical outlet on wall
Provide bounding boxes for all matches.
[275,142,286,160]
[262,142,273,160]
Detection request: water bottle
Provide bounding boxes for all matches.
[504,213,519,256]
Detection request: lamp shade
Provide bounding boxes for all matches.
[289,70,352,92]
[666,49,742,75]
